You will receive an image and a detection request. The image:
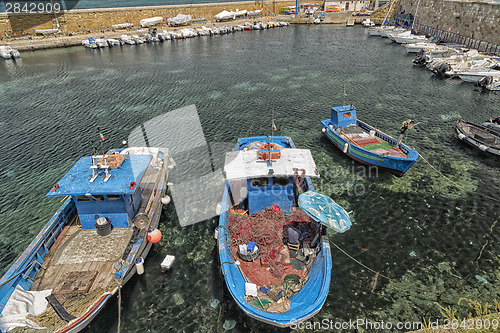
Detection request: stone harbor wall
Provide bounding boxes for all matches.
[398,0,500,44]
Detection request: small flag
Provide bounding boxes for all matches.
[272,121,277,131]
[99,130,105,141]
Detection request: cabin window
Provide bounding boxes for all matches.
[90,195,105,201]
[252,178,269,187]
[272,177,289,186]
[75,195,90,202]
[343,112,351,118]
[106,194,121,201]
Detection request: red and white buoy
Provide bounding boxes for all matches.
[147,228,162,243]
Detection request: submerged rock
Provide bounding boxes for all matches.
[223,319,236,330]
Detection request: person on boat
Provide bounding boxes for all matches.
[492,116,500,125]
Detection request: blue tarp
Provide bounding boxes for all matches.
[298,191,351,233]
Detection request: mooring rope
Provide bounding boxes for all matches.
[418,152,500,203]
[116,278,123,333]
[330,241,437,294]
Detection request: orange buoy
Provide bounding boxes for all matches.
[147,228,162,243]
[258,143,281,160]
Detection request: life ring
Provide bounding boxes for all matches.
[258,143,281,160]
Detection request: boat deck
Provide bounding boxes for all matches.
[25,163,165,331]
[340,126,407,158]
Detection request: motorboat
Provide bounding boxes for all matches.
[0,45,21,59]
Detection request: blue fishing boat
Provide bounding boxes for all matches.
[217,136,349,327]
[321,105,419,176]
[0,146,174,333]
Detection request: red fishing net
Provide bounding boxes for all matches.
[227,207,315,279]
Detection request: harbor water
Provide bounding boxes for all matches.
[0,26,499,332]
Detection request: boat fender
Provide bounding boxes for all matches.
[343,143,349,153]
[329,124,334,130]
[147,228,162,243]
[214,226,219,240]
[458,133,467,140]
[216,201,223,216]
[135,257,145,275]
[479,144,489,152]
[322,127,326,133]
[161,195,171,205]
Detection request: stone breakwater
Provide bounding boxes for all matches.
[0,0,295,38]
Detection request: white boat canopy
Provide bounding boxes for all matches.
[223,148,320,180]
[167,14,192,26]
[215,10,236,20]
[140,17,164,27]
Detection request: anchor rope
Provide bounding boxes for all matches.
[116,278,123,333]
[330,241,438,294]
[418,152,500,203]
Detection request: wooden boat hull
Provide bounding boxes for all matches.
[321,119,418,177]
[0,148,170,333]
[217,136,332,327]
[455,119,500,156]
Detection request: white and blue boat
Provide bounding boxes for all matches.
[217,136,349,327]
[321,105,419,177]
[0,146,173,333]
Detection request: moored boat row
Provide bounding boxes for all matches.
[81,21,290,48]
[366,25,500,92]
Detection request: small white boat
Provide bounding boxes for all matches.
[34,29,60,35]
[362,19,375,27]
[215,10,236,21]
[234,9,248,17]
[476,76,500,91]
[95,38,109,48]
[107,38,122,47]
[120,35,136,45]
[389,30,427,44]
[458,68,500,83]
[112,23,134,30]
[81,37,98,49]
[140,17,164,28]
[131,35,144,44]
[379,27,406,37]
[247,9,263,17]
[0,45,20,59]
[167,13,192,26]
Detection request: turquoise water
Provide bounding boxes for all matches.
[0,26,499,332]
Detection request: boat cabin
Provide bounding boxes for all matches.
[47,153,152,230]
[330,105,357,129]
[247,176,294,215]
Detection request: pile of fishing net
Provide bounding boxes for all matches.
[227,206,316,279]
[245,274,309,313]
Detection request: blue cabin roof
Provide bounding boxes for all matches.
[46,154,152,197]
[331,105,357,129]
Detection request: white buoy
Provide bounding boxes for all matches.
[343,143,349,153]
[479,144,489,152]
[161,195,171,205]
[161,255,175,271]
[322,127,326,133]
[216,202,222,216]
[214,226,219,240]
[135,257,145,275]
[122,140,127,146]
[458,133,467,140]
